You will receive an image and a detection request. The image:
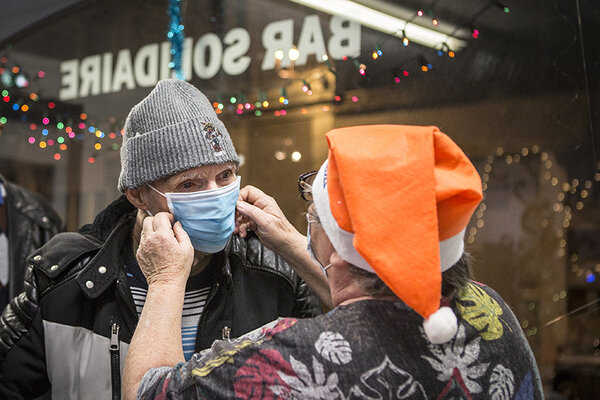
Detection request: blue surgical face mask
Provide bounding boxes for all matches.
[148,176,241,254]
[306,214,333,276]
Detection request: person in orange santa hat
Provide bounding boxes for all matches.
[124,125,544,400]
[310,124,483,343]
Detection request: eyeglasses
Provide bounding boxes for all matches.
[298,170,318,201]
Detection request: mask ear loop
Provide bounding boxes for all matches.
[323,263,333,276]
[147,184,166,197]
[146,184,173,214]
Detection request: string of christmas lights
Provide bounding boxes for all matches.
[0,75,124,164]
[208,0,511,118]
[353,0,510,84]
[1,0,514,162]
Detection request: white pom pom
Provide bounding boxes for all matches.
[423,307,458,344]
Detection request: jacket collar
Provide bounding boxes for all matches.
[79,195,136,241]
[76,215,134,298]
[75,195,137,298]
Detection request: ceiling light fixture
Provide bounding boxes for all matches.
[287,0,467,50]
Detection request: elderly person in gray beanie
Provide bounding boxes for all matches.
[0,79,321,400]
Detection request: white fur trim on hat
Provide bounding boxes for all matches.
[312,160,373,272]
[439,228,466,272]
[423,306,458,344]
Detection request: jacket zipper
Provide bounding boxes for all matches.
[222,326,231,341]
[195,282,219,350]
[110,323,121,400]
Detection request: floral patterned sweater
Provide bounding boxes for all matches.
[138,281,543,399]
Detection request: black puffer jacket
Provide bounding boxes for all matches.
[0,174,63,300]
[0,196,320,400]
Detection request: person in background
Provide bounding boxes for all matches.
[0,174,63,312]
[123,125,544,399]
[0,79,321,400]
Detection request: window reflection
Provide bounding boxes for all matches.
[0,0,599,397]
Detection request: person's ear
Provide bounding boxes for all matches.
[329,251,350,268]
[125,187,148,210]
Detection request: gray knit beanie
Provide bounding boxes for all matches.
[118,79,240,192]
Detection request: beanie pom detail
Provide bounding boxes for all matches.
[423,306,458,344]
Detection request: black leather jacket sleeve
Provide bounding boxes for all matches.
[237,233,322,319]
[0,263,50,399]
[292,274,323,318]
[1,175,64,300]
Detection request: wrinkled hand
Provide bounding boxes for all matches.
[235,185,304,254]
[136,212,194,287]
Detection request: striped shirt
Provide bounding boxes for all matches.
[130,285,211,361]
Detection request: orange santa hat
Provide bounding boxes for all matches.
[312,125,482,344]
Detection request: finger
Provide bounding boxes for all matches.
[236,200,270,223]
[233,213,242,235]
[153,212,174,232]
[164,212,175,224]
[242,220,258,234]
[235,211,250,227]
[238,185,256,202]
[239,222,247,238]
[235,212,246,237]
[142,215,155,236]
[238,218,257,238]
[239,185,270,206]
[173,221,192,248]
